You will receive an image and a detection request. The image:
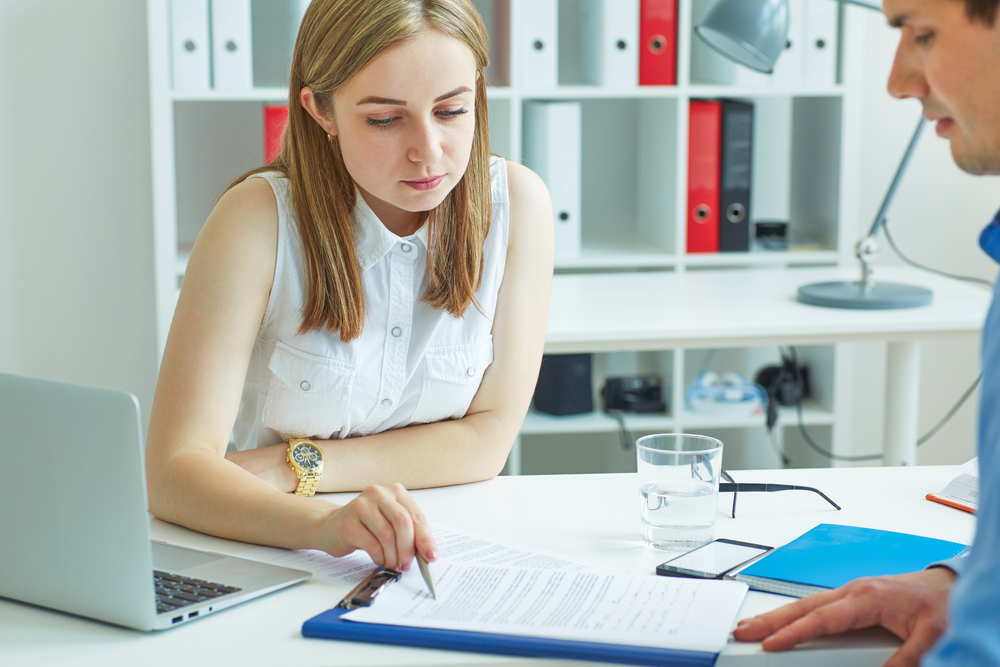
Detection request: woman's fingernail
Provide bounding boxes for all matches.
[426,549,438,561]
[401,561,411,572]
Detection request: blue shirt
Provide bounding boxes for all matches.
[924,211,1000,665]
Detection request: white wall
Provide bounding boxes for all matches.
[0,1,157,425]
[847,8,997,465]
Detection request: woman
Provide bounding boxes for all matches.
[145,0,553,573]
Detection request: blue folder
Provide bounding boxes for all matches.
[302,606,719,667]
[734,523,969,598]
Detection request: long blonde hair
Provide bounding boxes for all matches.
[233,0,492,341]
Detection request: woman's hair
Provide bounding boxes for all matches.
[232,0,492,341]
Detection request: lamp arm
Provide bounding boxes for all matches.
[865,116,927,240]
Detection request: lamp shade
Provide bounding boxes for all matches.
[694,0,789,73]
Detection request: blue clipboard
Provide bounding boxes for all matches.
[301,568,719,667]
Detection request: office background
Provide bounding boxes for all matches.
[0,0,995,466]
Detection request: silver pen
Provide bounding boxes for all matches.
[416,553,437,600]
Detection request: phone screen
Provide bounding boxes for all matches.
[656,539,772,579]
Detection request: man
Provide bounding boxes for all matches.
[733,1,1000,665]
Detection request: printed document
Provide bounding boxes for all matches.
[344,561,748,654]
[239,522,612,588]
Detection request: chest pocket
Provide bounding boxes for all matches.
[261,341,357,439]
[411,336,494,424]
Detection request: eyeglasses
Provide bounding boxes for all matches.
[719,470,841,519]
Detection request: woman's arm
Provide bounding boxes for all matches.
[145,178,437,569]
[228,160,555,492]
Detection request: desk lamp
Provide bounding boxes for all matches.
[695,0,934,309]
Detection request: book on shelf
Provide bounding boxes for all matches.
[264,104,288,165]
[732,523,969,598]
[170,0,211,91]
[926,458,979,513]
[719,100,753,252]
[639,0,678,86]
[523,102,582,260]
[210,0,253,90]
[517,0,558,88]
[581,0,640,87]
[687,100,722,253]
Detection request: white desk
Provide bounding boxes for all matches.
[544,265,991,466]
[1,466,975,667]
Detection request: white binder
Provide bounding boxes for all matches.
[170,0,211,90]
[581,0,639,87]
[770,0,805,88]
[803,0,839,87]
[517,0,558,88]
[211,0,253,90]
[523,102,582,259]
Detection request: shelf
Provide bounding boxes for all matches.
[519,401,833,436]
[687,85,845,99]
[171,88,289,102]
[516,86,682,100]
[682,250,841,268]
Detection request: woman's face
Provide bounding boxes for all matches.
[322,29,478,234]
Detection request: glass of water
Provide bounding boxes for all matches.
[636,433,723,549]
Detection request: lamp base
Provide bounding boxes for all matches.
[797,281,933,309]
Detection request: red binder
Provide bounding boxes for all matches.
[264,104,288,164]
[639,0,677,86]
[687,100,721,254]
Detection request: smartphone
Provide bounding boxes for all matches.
[655,538,773,580]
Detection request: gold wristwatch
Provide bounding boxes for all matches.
[286,438,324,496]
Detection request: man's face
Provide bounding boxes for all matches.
[886,0,1000,175]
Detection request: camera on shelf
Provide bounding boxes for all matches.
[601,376,667,414]
[754,352,811,432]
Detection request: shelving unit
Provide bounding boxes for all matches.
[148,0,870,474]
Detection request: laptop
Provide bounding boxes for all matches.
[0,372,310,631]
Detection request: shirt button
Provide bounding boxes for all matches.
[401,243,413,252]
[300,381,311,391]
[391,326,402,338]
[466,367,476,377]
[382,398,393,407]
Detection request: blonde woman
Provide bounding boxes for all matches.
[145,0,553,573]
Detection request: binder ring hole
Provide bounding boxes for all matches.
[184,40,196,52]
[616,39,627,50]
[226,40,238,52]
[649,35,666,54]
[816,39,826,49]
[559,211,570,222]
[726,203,746,224]
[533,40,544,51]
[694,205,711,222]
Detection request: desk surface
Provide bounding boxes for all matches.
[1,466,975,667]
[546,266,991,352]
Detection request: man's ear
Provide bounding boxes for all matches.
[300,86,338,137]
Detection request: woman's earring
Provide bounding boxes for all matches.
[326,133,332,143]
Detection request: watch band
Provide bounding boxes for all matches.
[293,473,320,497]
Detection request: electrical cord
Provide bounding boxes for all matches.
[883,221,995,289]
[605,410,634,451]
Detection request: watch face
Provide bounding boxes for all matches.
[293,443,322,470]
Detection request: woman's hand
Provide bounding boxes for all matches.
[320,483,438,571]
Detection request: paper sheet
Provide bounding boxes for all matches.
[238,522,612,589]
[938,457,979,508]
[343,561,748,654]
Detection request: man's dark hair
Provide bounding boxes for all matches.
[965,0,1000,25]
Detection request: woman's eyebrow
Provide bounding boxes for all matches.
[356,86,472,107]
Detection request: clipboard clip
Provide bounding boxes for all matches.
[337,568,400,610]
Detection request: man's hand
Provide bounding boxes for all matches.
[733,568,956,667]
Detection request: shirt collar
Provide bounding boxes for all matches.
[979,207,1000,265]
[352,191,430,272]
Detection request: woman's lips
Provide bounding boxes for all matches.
[403,175,445,191]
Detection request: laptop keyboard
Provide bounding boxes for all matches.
[154,570,242,614]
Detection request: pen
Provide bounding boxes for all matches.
[416,553,437,600]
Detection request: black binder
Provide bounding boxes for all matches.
[719,100,753,252]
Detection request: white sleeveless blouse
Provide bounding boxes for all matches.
[231,157,509,450]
